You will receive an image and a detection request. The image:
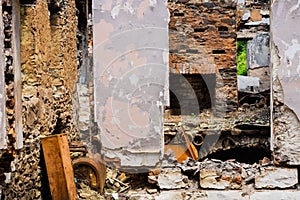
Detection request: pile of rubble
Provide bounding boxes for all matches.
[164,105,270,160]
[77,157,298,200]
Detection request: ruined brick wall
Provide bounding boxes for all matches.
[169,74,215,114]
[237,0,270,92]
[237,0,269,39]
[168,0,237,114]
[0,0,80,198]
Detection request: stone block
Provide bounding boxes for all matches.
[129,193,153,200]
[157,168,188,189]
[247,67,270,92]
[155,191,184,200]
[204,191,300,200]
[255,167,298,189]
[237,75,260,93]
[200,168,242,189]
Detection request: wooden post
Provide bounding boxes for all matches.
[41,134,77,200]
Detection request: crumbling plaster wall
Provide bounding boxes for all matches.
[92,0,169,170]
[0,0,80,199]
[271,0,300,165]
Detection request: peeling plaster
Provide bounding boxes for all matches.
[272,0,300,119]
[271,0,300,165]
[93,0,169,169]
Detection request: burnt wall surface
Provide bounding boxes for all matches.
[271,0,300,165]
[93,0,169,170]
[169,73,215,114]
[168,0,238,114]
[0,0,80,199]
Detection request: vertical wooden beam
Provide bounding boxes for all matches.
[41,134,77,200]
[0,0,7,149]
[12,0,23,149]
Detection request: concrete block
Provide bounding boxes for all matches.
[200,169,242,189]
[237,75,260,93]
[129,193,153,200]
[204,190,300,200]
[255,167,298,189]
[155,191,184,200]
[157,169,188,189]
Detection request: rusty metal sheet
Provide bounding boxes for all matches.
[272,0,300,119]
[93,0,169,170]
[0,0,7,149]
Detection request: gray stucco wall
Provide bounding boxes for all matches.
[271,0,300,165]
[93,0,169,170]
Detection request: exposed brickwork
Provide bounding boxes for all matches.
[237,0,270,39]
[168,0,237,114]
[168,74,215,115]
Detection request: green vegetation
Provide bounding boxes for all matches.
[237,40,247,76]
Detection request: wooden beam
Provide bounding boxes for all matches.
[41,134,77,200]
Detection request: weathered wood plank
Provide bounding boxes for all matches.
[0,0,7,149]
[41,134,77,200]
